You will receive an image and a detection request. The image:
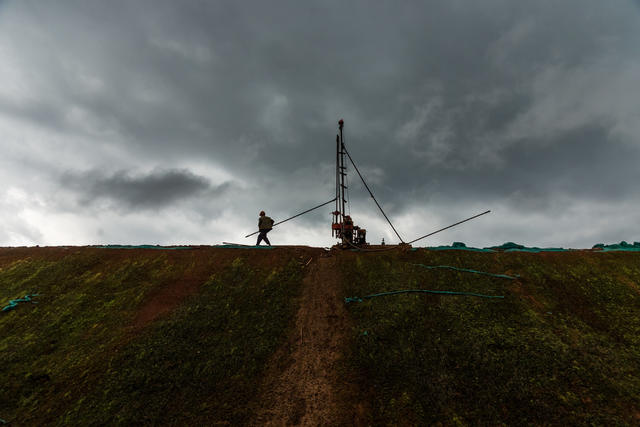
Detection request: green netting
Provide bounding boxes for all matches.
[98,245,194,250]
[485,242,567,253]
[592,241,640,252]
[99,244,276,250]
[412,241,569,253]
[216,245,275,249]
[412,242,495,252]
[414,240,640,253]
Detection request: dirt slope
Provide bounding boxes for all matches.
[0,246,323,425]
[252,254,366,426]
[3,246,639,425]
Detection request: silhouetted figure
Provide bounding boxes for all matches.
[256,211,274,246]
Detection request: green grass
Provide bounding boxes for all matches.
[3,247,640,425]
[0,249,306,425]
[341,250,640,425]
[1,249,167,422]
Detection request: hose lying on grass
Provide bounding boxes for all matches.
[345,289,504,303]
[411,263,518,280]
[2,294,40,312]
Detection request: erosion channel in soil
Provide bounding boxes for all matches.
[252,254,367,426]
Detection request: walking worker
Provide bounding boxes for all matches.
[257,211,274,246]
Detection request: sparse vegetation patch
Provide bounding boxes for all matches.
[0,247,309,425]
[341,250,640,425]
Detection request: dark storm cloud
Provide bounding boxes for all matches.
[10,2,639,167]
[61,168,222,211]
[2,0,640,246]
[352,122,640,213]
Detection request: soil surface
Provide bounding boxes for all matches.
[251,254,367,426]
[127,246,323,329]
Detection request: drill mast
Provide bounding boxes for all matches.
[332,119,366,246]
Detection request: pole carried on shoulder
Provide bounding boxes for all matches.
[245,198,337,238]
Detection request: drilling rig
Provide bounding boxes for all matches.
[245,118,490,248]
[332,119,367,247]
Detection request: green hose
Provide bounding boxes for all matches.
[2,294,40,312]
[411,263,518,279]
[345,289,504,303]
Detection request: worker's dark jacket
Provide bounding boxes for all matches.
[258,216,274,230]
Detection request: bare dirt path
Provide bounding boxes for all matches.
[251,254,367,426]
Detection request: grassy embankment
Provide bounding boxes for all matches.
[0,247,308,425]
[3,246,640,425]
[341,249,640,425]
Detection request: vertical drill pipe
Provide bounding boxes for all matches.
[339,127,346,221]
[335,135,340,236]
[339,124,346,243]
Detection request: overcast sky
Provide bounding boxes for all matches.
[1,0,639,248]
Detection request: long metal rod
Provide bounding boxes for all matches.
[407,210,491,245]
[335,135,339,236]
[341,143,405,243]
[245,198,337,238]
[339,129,346,222]
[338,126,347,243]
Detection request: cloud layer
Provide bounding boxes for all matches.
[60,169,221,211]
[1,0,639,247]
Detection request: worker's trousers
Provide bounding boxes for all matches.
[256,228,271,246]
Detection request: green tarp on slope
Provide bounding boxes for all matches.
[485,242,567,252]
[215,244,275,249]
[417,241,640,253]
[98,245,193,250]
[415,242,494,252]
[416,241,567,253]
[99,244,275,250]
[593,241,640,252]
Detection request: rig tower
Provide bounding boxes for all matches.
[332,119,367,247]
